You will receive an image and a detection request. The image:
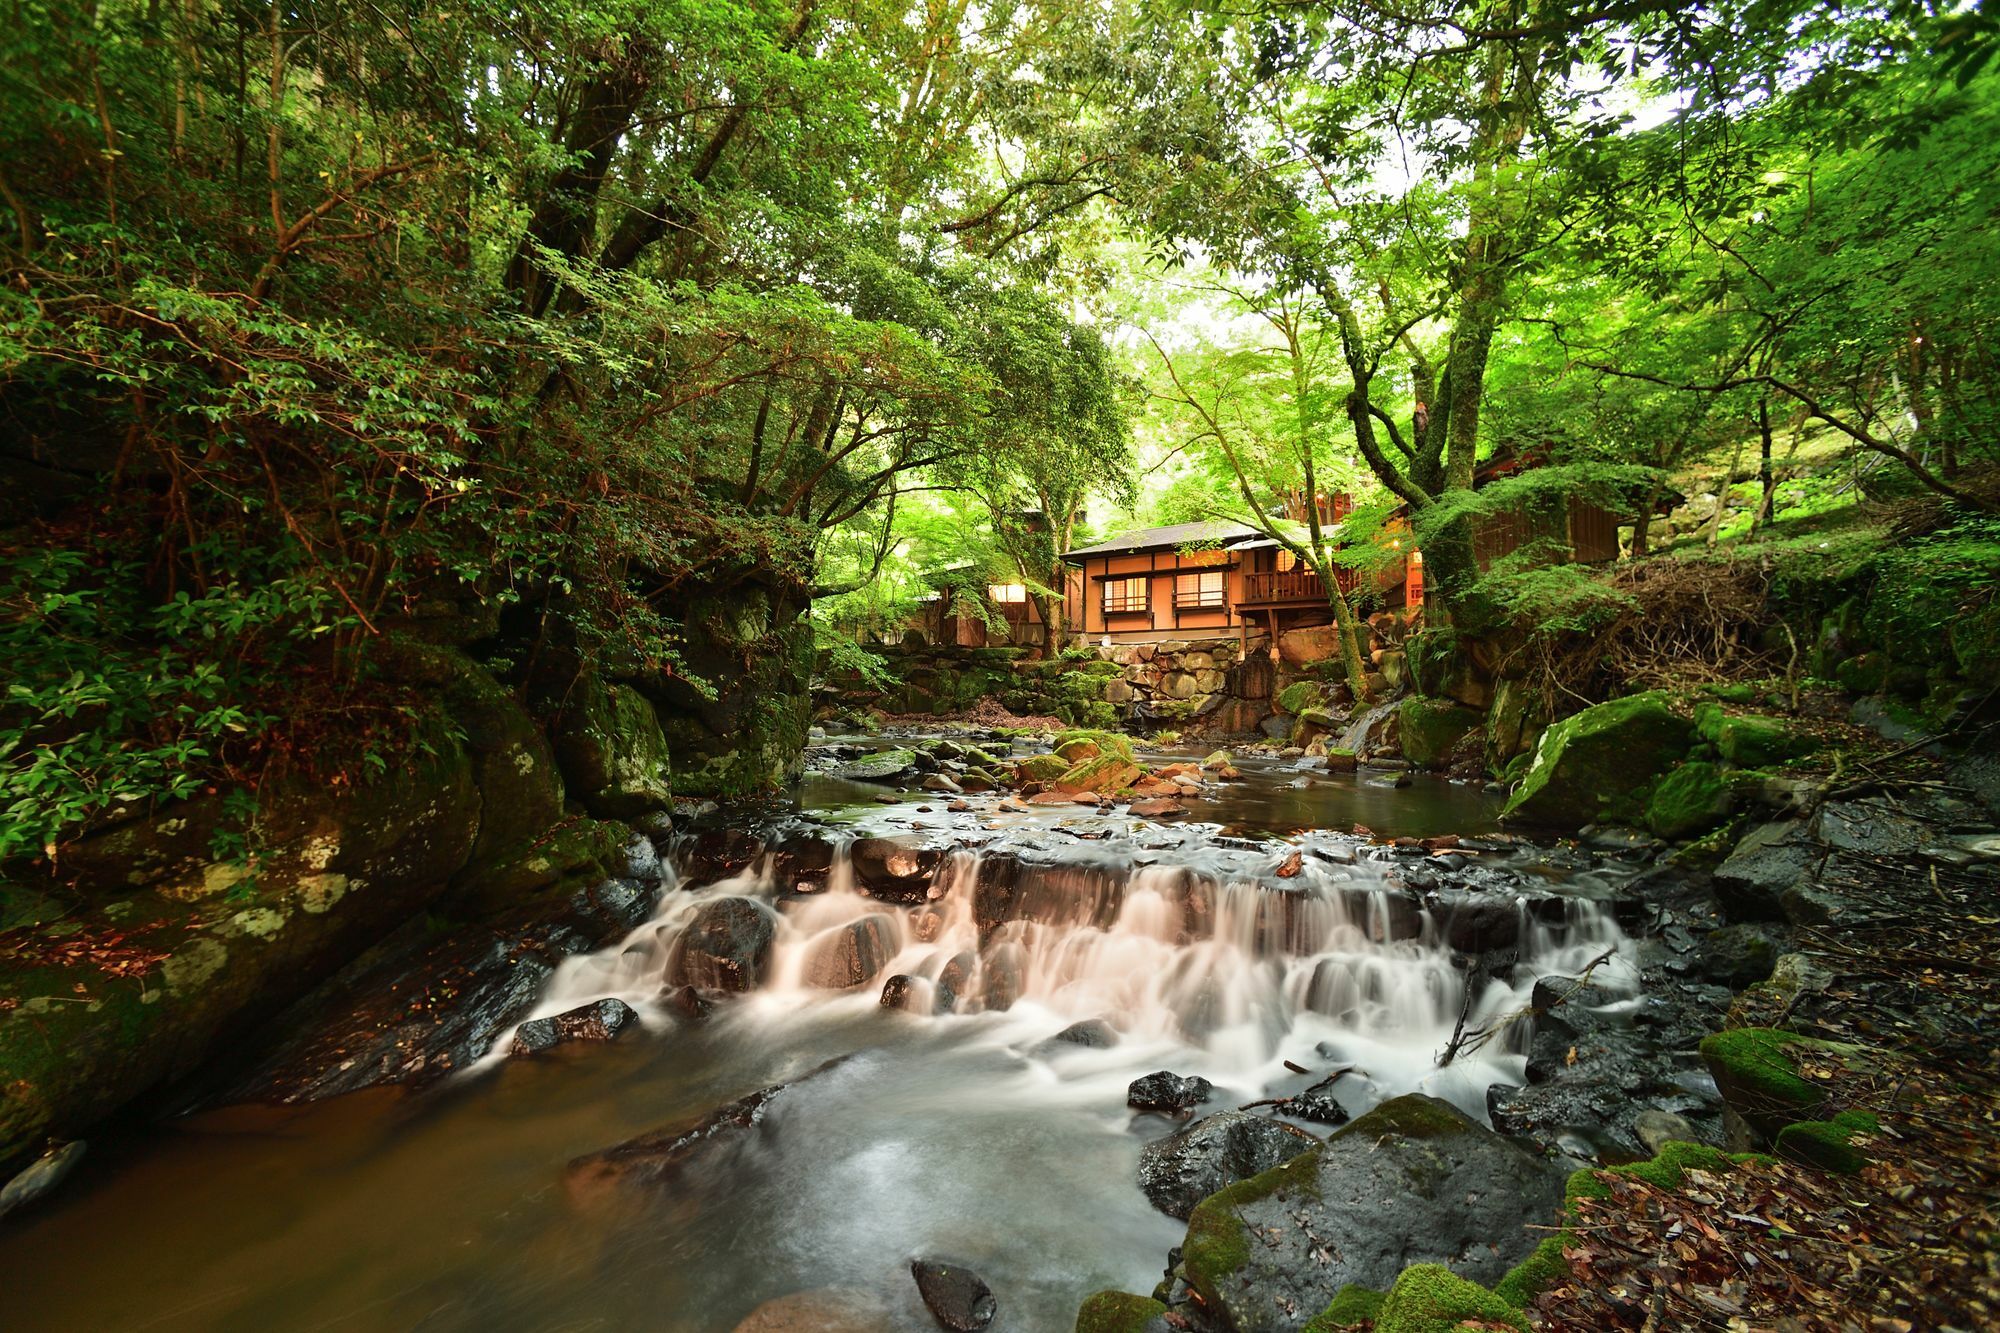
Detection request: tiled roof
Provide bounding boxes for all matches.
[1062,520,1262,560]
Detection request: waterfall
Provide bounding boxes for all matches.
[489,830,1637,1120]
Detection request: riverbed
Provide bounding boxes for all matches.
[1,740,1654,1332]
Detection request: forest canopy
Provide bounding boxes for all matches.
[2,0,1996,852]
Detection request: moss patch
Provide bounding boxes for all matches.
[1333,1093,1474,1143]
[1775,1109,1880,1174]
[1698,1027,1869,1137]
[1304,1284,1387,1331]
[1645,760,1734,840]
[1500,691,1693,829]
[1073,1290,1168,1332]
[1374,1264,1529,1333]
[1053,729,1135,762]
[1397,697,1483,770]
[1277,681,1324,716]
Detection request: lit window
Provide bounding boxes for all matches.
[1103,576,1149,613]
[1174,569,1226,608]
[988,583,1027,603]
[1275,549,1298,572]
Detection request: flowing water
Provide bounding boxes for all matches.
[1,757,1643,1332]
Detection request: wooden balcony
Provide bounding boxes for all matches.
[1237,568,1351,605]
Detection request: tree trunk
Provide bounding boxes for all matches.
[1313,559,1372,703]
[1752,398,1776,533]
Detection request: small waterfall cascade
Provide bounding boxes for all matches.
[497,829,1638,1114]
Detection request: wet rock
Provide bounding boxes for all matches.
[879,973,922,1011]
[981,942,1024,1011]
[614,834,665,882]
[679,828,768,884]
[851,837,944,903]
[832,748,920,784]
[508,998,639,1056]
[1635,1109,1697,1155]
[935,951,975,1014]
[1712,820,1815,922]
[663,984,712,1021]
[667,896,778,993]
[803,914,898,989]
[567,1057,851,1204]
[909,1258,996,1331]
[1286,1082,1351,1126]
[1130,797,1187,818]
[921,773,963,794]
[0,1140,85,1221]
[1049,1018,1119,1048]
[1696,923,1785,987]
[1128,1070,1214,1115]
[566,1083,784,1204]
[1138,1111,1317,1220]
[1178,1094,1563,1325]
[221,877,658,1104]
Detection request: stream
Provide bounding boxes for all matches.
[1,737,1658,1332]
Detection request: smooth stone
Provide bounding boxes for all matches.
[508,998,639,1056]
[0,1140,85,1221]
[909,1258,996,1331]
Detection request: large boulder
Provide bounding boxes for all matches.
[666,897,777,993]
[1397,697,1483,770]
[551,677,674,818]
[1138,1111,1318,1220]
[1177,1094,1562,1332]
[1501,691,1694,830]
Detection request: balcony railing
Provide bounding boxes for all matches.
[1238,568,1350,604]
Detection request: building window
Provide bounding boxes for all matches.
[1174,569,1225,609]
[1275,549,1298,573]
[988,582,1027,603]
[1103,576,1149,613]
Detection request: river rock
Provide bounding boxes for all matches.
[0,1140,85,1221]
[832,748,920,784]
[803,914,898,989]
[1177,1094,1563,1330]
[566,1056,851,1205]
[1712,820,1817,922]
[667,896,777,993]
[1634,1109,1698,1155]
[851,837,943,903]
[1286,1082,1350,1126]
[880,974,921,1010]
[935,951,975,1014]
[1128,1070,1213,1115]
[732,1288,894,1332]
[566,1082,785,1204]
[910,1258,996,1332]
[1049,1018,1119,1048]
[508,998,639,1056]
[1138,1111,1317,1220]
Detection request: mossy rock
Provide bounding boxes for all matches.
[1074,1290,1169,1333]
[551,677,673,819]
[1304,1285,1386,1331]
[1398,697,1482,770]
[1053,730,1135,763]
[1774,1109,1879,1174]
[1276,681,1324,716]
[1501,691,1693,830]
[1645,760,1734,840]
[1372,1264,1527,1333]
[1698,1027,1872,1143]
[1056,755,1143,794]
[1714,715,1819,767]
[1016,753,1071,784]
